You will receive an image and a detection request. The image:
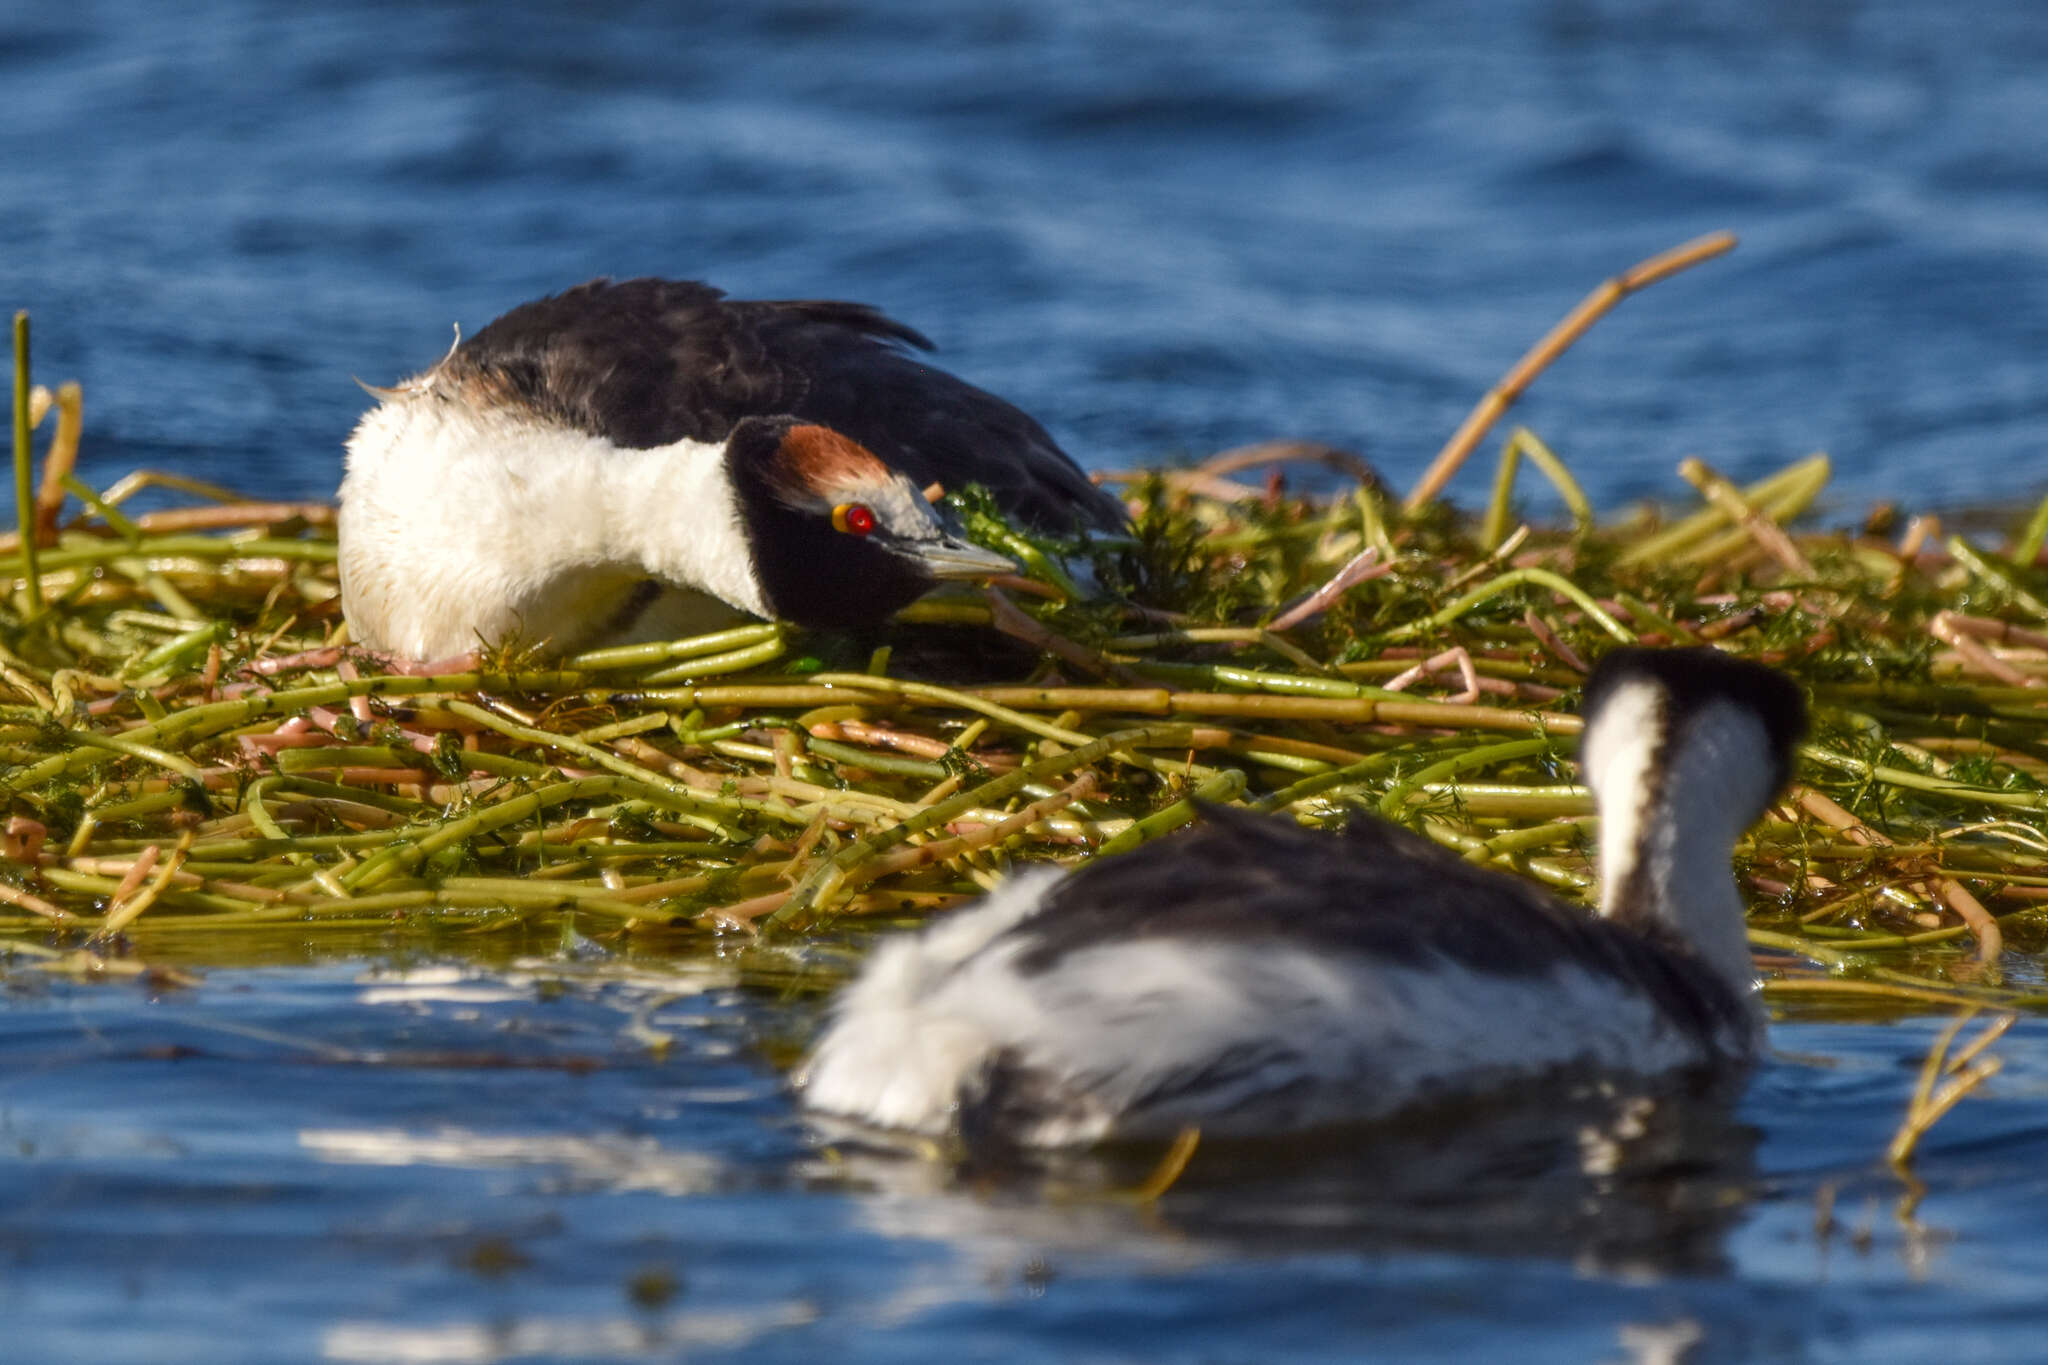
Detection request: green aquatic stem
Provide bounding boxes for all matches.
[1377,737,1560,820]
[1461,815,1595,865]
[1947,535,2048,621]
[1481,433,1520,554]
[342,774,736,892]
[568,712,672,746]
[1420,820,1590,892]
[1093,767,1247,857]
[1674,466,1833,569]
[1411,781,1592,818]
[272,745,442,773]
[12,312,41,616]
[1130,660,1401,700]
[110,559,206,623]
[561,622,784,672]
[61,727,209,784]
[1481,428,1592,551]
[640,637,791,684]
[1222,745,1328,775]
[1800,742,2048,813]
[988,526,1086,601]
[2,669,591,795]
[248,773,428,816]
[802,671,1091,746]
[1796,921,1987,951]
[27,535,338,572]
[435,699,806,833]
[1379,567,1633,644]
[1746,927,2003,993]
[93,829,402,858]
[240,776,296,844]
[2013,492,2048,569]
[1514,429,1593,537]
[56,473,145,545]
[799,671,1227,783]
[83,788,195,823]
[1356,482,1396,561]
[1251,751,1408,813]
[764,722,1203,933]
[1761,976,2021,1008]
[1613,592,1698,644]
[1613,453,1829,567]
[123,619,231,682]
[803,735,948,780]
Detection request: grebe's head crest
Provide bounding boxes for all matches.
[750,422,935,542]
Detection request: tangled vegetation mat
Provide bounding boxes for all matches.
[7,240,2048,1093]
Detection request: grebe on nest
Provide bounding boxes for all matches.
[800,647,1805,1148]
[339,278,1120,660]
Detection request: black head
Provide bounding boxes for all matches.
[722,416,1014,630]
[1582,646,1808,797]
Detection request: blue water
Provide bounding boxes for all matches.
[5,947,2048,1364]
[7,0,2048,513]
[8,2,2048,1360]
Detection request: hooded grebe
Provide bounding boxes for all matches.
[799,646,1805,1147]
[339,278,1118,659]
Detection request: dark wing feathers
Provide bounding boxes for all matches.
[738,296,936,353]
[1011,805,1749,1045]
[444,277,1125,533]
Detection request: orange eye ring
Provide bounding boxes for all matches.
[833,502,876,536]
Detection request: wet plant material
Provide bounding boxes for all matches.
[8,250,2048,1020]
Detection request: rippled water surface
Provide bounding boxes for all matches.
[6,942,2048,1363]
[9,0,2048,511]
[7,1,2048,1360]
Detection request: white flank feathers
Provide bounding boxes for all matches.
[798,873,1720,1147]
[797,867,1066,1136]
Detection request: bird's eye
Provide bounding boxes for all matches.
[832,502,876,536]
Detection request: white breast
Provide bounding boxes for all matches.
[338,390,770,658]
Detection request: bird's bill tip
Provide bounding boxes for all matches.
[906,537,1017,581]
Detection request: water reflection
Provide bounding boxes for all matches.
[322,1301,819,1364]
[10,954,2042,1361]
[810,1075,1762,1279]
[299,1128,726,1198]
[1609,1318,1705,1365]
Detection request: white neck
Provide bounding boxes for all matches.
[602,437,771,620]
[1582,686,1772,1009]
[339,392,769,657]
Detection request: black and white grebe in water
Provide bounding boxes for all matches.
[339,278,1122,659]
[799,646,1806,1147]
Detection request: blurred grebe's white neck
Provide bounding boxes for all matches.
[1581,681,1780,1010]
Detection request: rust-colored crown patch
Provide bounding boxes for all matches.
[773,424,894,497]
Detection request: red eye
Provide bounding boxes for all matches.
[834,502,875,536]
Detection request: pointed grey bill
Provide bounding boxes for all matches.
[901,535,1017,580]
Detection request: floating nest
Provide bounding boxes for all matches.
[6,243,2048,1025]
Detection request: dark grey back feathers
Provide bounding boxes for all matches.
[441,277,1126,534]
[1011,804,1755,1051]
